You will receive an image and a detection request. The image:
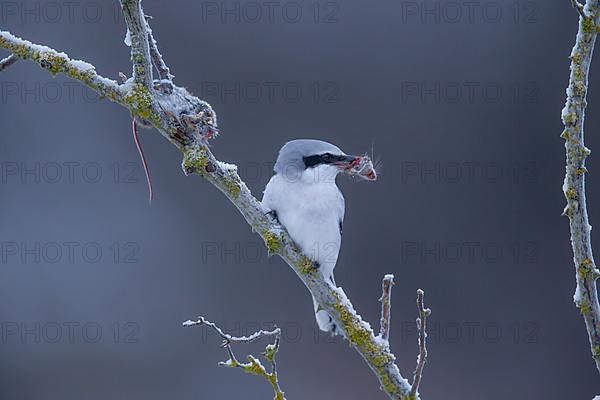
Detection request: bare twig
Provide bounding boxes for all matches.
[184,317,285,400]
[562,0,600,374]
[379,274,395,341]
[119,0,153,88]
[145,16,173,81]
[0,5,419,398]
[183,316,280,344]
[572,0,587,17]
[0,54,18,71]
[409,289,430,399]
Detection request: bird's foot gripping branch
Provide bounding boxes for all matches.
[0,1,432,398]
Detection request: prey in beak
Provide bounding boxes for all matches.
[302,149,378,181]
[334,154,377,181]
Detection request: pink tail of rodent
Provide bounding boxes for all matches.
[132,118,153,203]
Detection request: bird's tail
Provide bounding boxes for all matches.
[313,296,338,334]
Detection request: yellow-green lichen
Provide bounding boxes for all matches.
[244,356,266,376]
[224,177,241,198]
[563,112,578,126]
[594,345,600,360]
[183,146,209,173]
[39,53,67,76]
[574,80,587,95]
[583,17,596,35]
[10,44,32,60]
[298,256,316,275]
[263,231,282,254]
[580,300,591,316]
[124,83,161,127]
[331,292,401,397]
[66,65,95,86]
[132,54,147,76]
[332,295,393,367]
[566,187,578,200]
[264,343,277,362]
[578,258,596,280]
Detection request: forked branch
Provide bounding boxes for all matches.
[0,1,428,397]
[184,317,285,400]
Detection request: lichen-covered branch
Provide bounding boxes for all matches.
[0,4,421,398]
[0,54,18,71]
[561,0,600,374]
[379,274,395,341]
[119,0,153,88]
[409,290,430,399]
[183,317,285,400]
[0,31,123,102]
[573,0,587,16]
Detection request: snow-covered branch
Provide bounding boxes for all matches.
[0,3,427,398]
[0,53,18,71]
[183,317,285,400]
[410,290,430,399]
[119,0,153,88]
[145,16,173,82]
[562,0,600,374]
[0,31,123,102]
[379,274,395,342]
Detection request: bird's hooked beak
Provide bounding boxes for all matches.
[335,154,377,181]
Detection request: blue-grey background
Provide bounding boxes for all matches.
[0,1,597,399]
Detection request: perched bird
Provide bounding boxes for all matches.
[262,139,377,333]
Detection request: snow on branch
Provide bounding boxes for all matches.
[379,274,395,342]
[0,54,18,71]
[145,15,173,82]
[119,0,153,88]
[183,316,285,400]
[572,0,587,17]
[0,2,428,398]
[0,31,123,102]
[562,0,600,374]
[410,290,430,399]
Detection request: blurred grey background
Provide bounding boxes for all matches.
[0,0,598,399]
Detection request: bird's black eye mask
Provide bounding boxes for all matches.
[303,153,355,168]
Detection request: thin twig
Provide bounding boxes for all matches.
[0,54,18,72]
[572,0,587,17]
[183,316,280,344]
[562,0,600,374]
[410,289,430,399]
[145,15,173,81]
[119,0,153,88]
[379,274,394,341]
[184,316,285,400]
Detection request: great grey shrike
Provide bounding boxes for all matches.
[261,139,377,333]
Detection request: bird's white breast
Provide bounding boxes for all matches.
[262,167,345,281]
